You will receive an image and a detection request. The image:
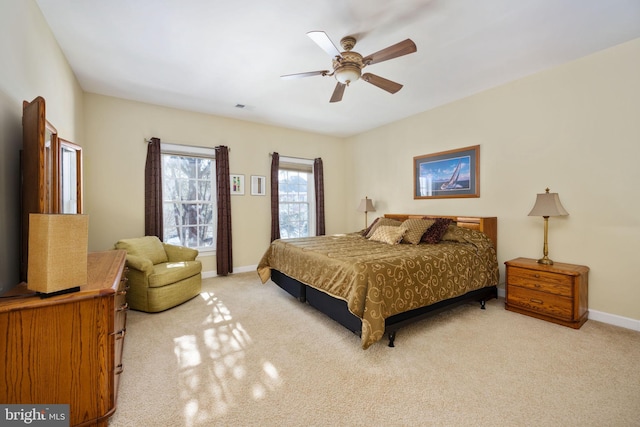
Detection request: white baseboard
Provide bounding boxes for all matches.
[202,264,257,279]
[204,272,639,332]
[588,309,640,331]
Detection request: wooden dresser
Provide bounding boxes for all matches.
[505,257,589,328]
[0,250,128,426]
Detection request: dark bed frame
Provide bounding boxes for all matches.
[270,215,499,347]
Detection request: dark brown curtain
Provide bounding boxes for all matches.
[215,145,233,276]
[145,137,163,239]
[314,158,325,236]
[270,152,280,242]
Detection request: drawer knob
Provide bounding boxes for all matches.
[534,283,541,288]
[116,302,129,312]
[530,298,544,305]
[534,273,540,278]
[115,364,124,375]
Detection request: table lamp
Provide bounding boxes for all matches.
[357,196,375,228]
[528,188,568,265]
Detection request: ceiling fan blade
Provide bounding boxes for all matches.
[362,73,403,94]
[363,39,416,66]
[281,70,329,80]
[307,31,342,58]
[329,82,346,103]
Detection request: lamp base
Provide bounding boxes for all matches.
[37,286,80,299]
[537,256,554,265]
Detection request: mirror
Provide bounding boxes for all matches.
[43,122,56,213]
[58,138,83,214]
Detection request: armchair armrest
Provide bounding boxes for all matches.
[125,254,154,274]
[163,243,199,262]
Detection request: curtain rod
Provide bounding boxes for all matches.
[269,152,314,161]
[145,138,230,151]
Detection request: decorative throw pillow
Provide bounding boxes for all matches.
[400,218,435,244]
[421,218,453,244]
[369,225,406,245]
[361,217,380,236]
[365,218,402,238]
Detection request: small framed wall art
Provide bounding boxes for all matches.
[230,174,245,195]
[251,175,266,196]
[413,145,480,199]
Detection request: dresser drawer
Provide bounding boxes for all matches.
[114,274,129,330]
[507,266,573,297]
[507,286,573,320]
[113,268,128,405]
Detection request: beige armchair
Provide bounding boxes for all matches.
[114,236,202,312]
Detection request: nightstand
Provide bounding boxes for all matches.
[504,257,589,329]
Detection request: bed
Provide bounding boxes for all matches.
[257,214,499,349]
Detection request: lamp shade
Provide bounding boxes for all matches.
[528,189,569,217]
[27,213,89,295]
[357,197,375,213]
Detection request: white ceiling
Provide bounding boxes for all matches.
[35,0,640,138]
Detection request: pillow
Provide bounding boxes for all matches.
[365,218,402,238]
[441,225,494,250]
[421,218,453,244]
[400,218,435,244]
[369,225,406,245]
[361,217,380,236]
[441,224,468,243]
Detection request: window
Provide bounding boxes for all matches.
[162,144,216,251]
[279,157,315,238]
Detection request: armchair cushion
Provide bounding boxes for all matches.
[148,261,202,288]
[115,236,168,265]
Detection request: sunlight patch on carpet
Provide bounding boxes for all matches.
[174,335,201,368]
[199,290,233,324]
[172,290,284,424]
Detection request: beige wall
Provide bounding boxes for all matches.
[2,0,638,325]
[0,0,84,293]
[345,38,640,322]
[83,94,346,272]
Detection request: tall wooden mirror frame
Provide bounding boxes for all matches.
[20,96,84,282]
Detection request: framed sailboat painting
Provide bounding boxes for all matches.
[413,145,479,199]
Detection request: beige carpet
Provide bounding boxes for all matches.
[109,272,640,427]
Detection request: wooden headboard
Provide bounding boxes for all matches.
[384,214,498,249]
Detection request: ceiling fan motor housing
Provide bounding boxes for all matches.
[333,51,363,85]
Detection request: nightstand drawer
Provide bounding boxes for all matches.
[507,266,573,297]
[507,286,572,320]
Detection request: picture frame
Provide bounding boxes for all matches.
[251,175,266,196]
[413,145,480,199]
[230,174,245,195]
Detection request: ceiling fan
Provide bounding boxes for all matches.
[281,31,417,103]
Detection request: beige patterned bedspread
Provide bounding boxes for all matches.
[257,226,499,349]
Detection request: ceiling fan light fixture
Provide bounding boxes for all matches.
[283,31,416,102]
[335,64,361,85]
